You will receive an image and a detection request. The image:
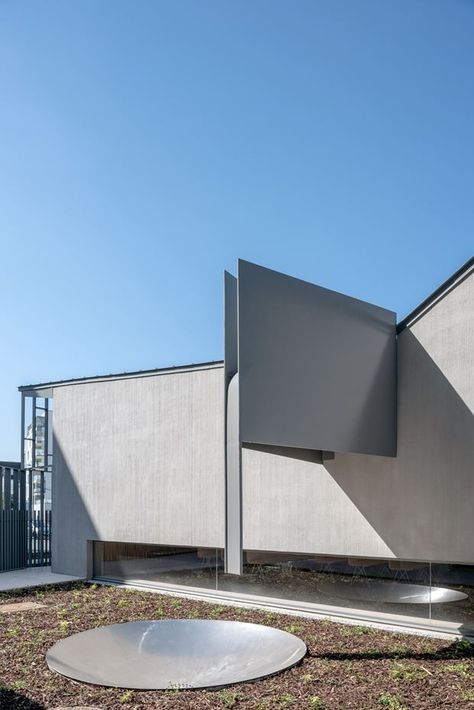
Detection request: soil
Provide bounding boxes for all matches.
[1,582,473,709]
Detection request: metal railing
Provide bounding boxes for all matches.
[0,466,51,572]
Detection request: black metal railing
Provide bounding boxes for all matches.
[0,466,51,572]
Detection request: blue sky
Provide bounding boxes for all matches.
[1,0,473,459]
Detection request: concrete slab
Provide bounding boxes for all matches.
[0,567,82,592]
[0,601,45,613]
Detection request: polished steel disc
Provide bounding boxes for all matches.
[46,619,307,690]
[318,580,468,604]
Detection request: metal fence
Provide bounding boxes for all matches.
[0,466,51,572]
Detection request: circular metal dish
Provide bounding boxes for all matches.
[46,619,307,690]
[318,580,468,604]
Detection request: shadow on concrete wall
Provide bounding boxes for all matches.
[323,329,474,562]
[52,435,98,577]
[243,442,323,463]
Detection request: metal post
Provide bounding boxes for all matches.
[31,396,37,469]
[44,399,49,469]
[20,393,25,469]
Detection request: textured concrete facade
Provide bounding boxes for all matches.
[39,264,474,577]
[51,365,225,576]
[242,269,474,564]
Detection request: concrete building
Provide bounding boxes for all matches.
[19,257,474,636]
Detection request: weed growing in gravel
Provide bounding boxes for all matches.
[308,696,323,708]
[387,644,410,657]
[379,691,409,709]
[451,639,473,656]
[341,624,374,636]
[389,663,427,682]
[5,627,19,638]
[57,620,69,633]
[285,624,300,634]
[119,689,134,703]
[216,689,240,707]
[2,681,26,691]
[443,661,471,676]
[278,693,297,707]
[303,673,314,683]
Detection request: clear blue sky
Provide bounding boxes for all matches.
[1,1,473,459]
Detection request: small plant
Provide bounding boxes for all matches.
[452,639,473,656]
[303,673,314,683]
[341,624,373,636]
[308,696,323,708]
[119,689,134,703]
[5,627,20,638]
[170,597,182,608]
[379,691,409,709]
[285,624,300,634]
[443,661,470,677]
[89,583,98,590]
[5,681,26,691]
[389,663,426,682]
[387,643,409,657]
[58,620,69,633]
[217,689,240,707]
[278,693,297,707]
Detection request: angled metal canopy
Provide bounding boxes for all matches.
[237,260,397,456]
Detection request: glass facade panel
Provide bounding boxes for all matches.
[93,543,474,635]
[94,541,223,591]
[217,551,431,627]
[428,563,474,634]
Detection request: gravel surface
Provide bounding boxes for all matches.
[1,582,473,709]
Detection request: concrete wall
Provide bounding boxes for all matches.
[243,270,474,564]
[52,365,225,576]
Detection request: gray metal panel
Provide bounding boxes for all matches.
[224,271,238,388]
[238,260,397,456]
[224,272,241,574]
[225,374,242,575]
[46,619,307,690]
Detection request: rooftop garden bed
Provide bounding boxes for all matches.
[0,582,473,709]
